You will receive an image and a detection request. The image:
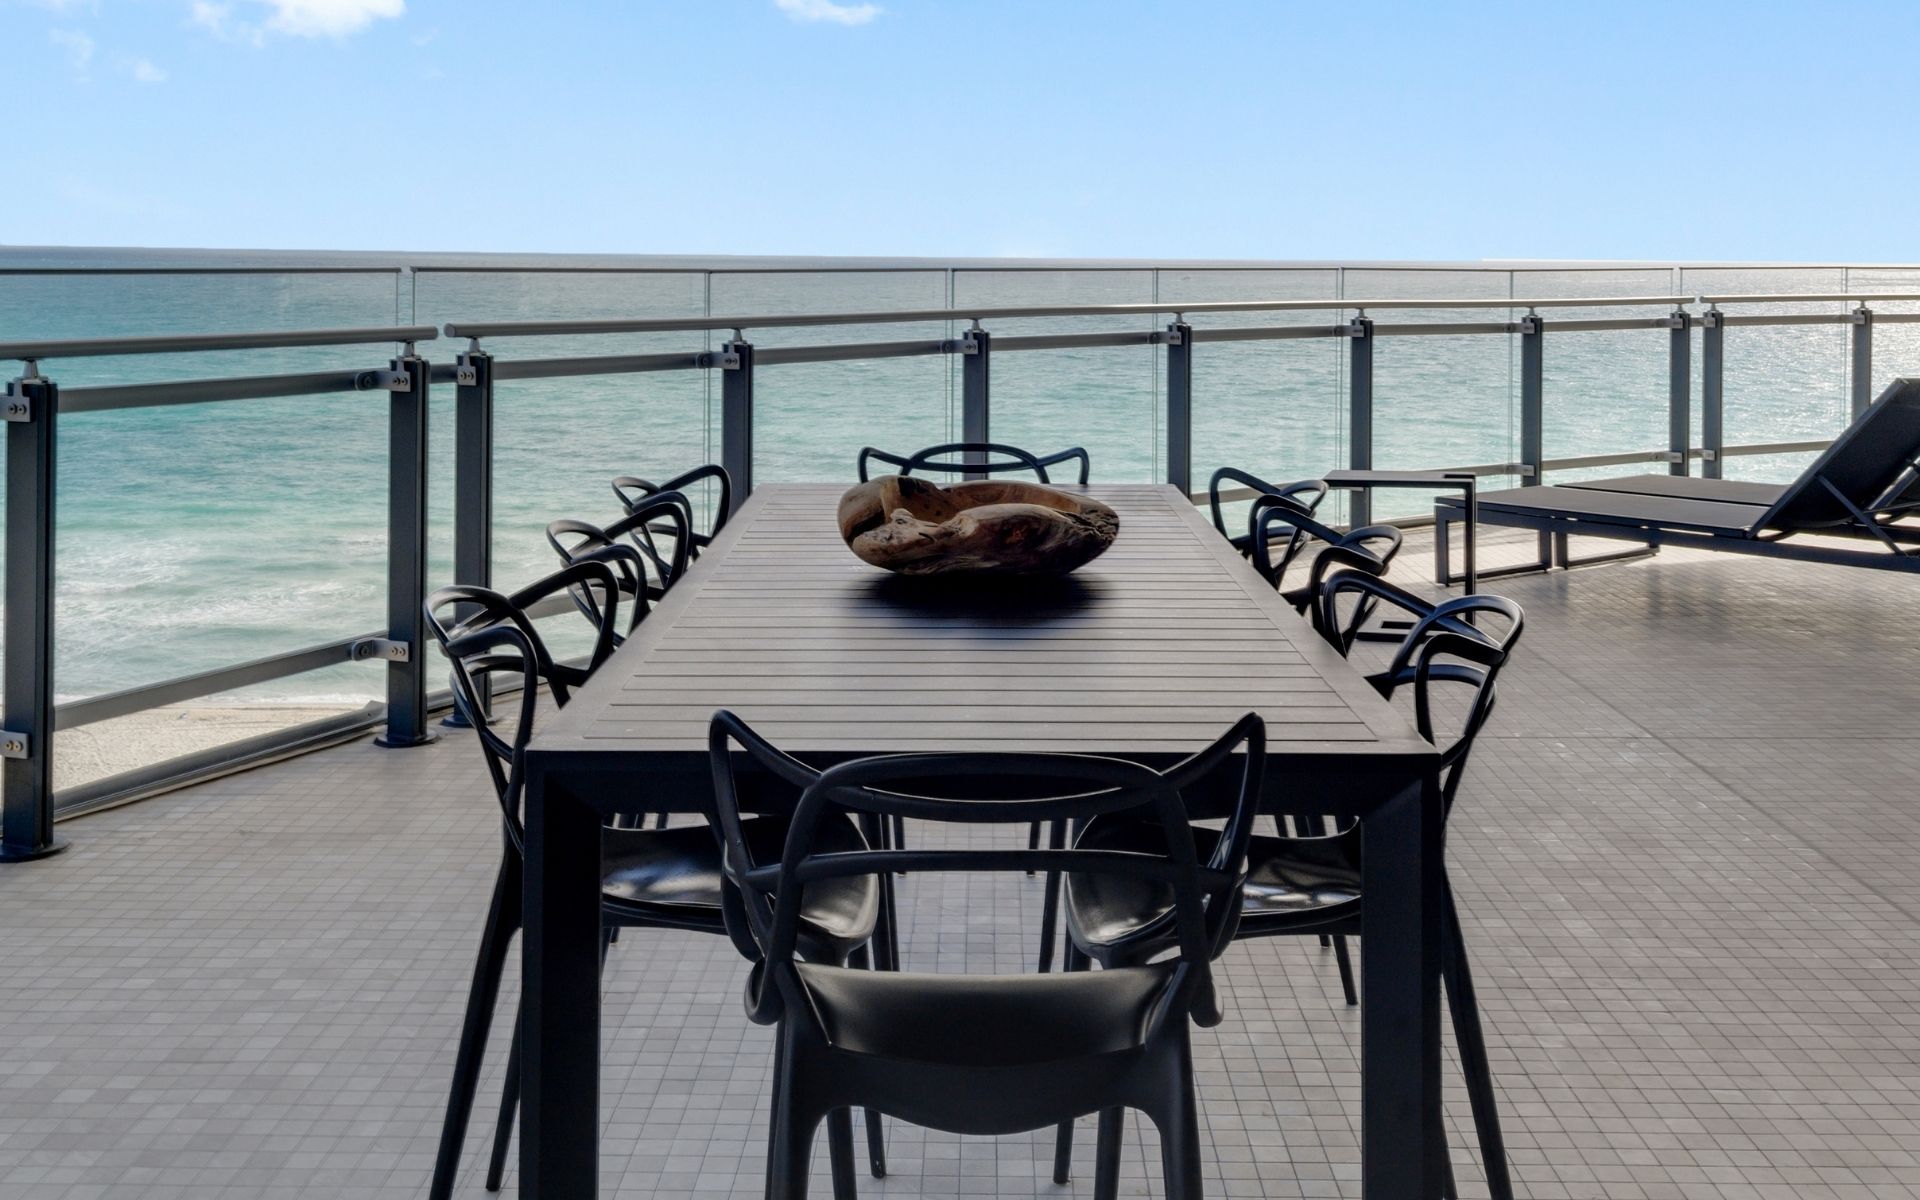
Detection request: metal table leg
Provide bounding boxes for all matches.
[521,771,603,1198]
[1359,777,1444,1198]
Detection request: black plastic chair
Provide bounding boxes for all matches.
[1054,572,1523,1200]
[1207,467,1328,562]
[423,563,885,1200]
[710,710,1266,1200]
[612,463,733,560]
[856,441,1091,485]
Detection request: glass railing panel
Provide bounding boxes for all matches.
[1347,270,1514,521]
[1519,269,1680,486]
[951,270,1159,482]
[1158,269,1342,529]
[43,382,398,799]
[0,268,410,385]
[1843,267,1920,400]
[413,269,713,594]
[708,271,950,483]
[1682,267,1848,484]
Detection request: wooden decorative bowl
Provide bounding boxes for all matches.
[837,476,1120,576]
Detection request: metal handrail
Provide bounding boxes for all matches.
[1700,293,1920,305]
[444,295,1695,340]
[0,326,439,363]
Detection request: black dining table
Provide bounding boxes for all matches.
[517,482,1445,1198]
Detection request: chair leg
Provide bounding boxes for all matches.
[1026,819,1042,875]
[862,1109,885,1180]
[1092,1107,1125,1200]
[826,1108,858,1200]
[429,860,519,1200]
[766,1036,820,1200]
[483,1017,521,1192]
[844,944,887,1179]
[1157,1085,1203,1200]
[652,811,669,830]
[1443,888,1514,1200]
[1051,941,1092,1184]
[1052,1118,1076,1185]
[1036,819,1067,973]
[1332,935,1359,1006]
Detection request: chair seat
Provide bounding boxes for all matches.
[601,816,878,949]
[793,960,1179,1067]
[1066,820,1364,957]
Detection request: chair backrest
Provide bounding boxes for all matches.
[1316,572,1523,810]
[857,442,1092,485]
[1296,524,1404,634]
[1244,490,1345,585]
[546,494,693,631]
[1208,468,1329,558]
[612,464,732,554]
[1752,377,1920,532]
[424,560,625,853]
[708,711,1265,1031]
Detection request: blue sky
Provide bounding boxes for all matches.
[8,0,1920,260]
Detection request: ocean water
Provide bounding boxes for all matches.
[3,249,1918,712]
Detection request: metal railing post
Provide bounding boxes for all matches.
[1,365,66,861]
[1701,309,1724,479]
[445,345,494,727]
[962,324,990,476]
[1668,308,1692,476]
[375,347,435,748]
[719,336,754,513]
[1851,304,1874,418]
[1165,320,1193,495]
[1519,312,1551,564]
[1348,314,1374,526]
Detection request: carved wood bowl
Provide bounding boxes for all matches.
[837,476,1120,576]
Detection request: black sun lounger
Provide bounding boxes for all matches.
[1435,377,1920,577]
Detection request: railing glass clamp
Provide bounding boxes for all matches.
[1345,319,1370,337]
[358,369,412,392]
[2,381,32,423]
[960,330,983,355]
[0,729,29,759]
[454,365,480,386]
[352,638,411,663]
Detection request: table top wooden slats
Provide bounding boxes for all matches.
[530,484,1434,765]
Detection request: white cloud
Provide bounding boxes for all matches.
[127,56,167,82]
[191,0,404,43]
[775,0,881,26]
[25,0,100,12]
[48,27,94,78]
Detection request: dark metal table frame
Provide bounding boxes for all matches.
[1322,468,1479,593]
[516,485,1447,1200]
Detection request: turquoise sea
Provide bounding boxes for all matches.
[4,247,1918,712]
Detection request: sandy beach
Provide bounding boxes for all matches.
[56,704,366,793]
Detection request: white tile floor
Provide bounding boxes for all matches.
[6,531,1920,1199]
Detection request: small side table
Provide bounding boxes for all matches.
[1321,469,1479,594]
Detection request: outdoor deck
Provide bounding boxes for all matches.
[4,530,1919,1200]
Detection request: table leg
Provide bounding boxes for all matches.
[521,770,603,1198]
[1461,481,1477,594]
[1359,777,1443,1198]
